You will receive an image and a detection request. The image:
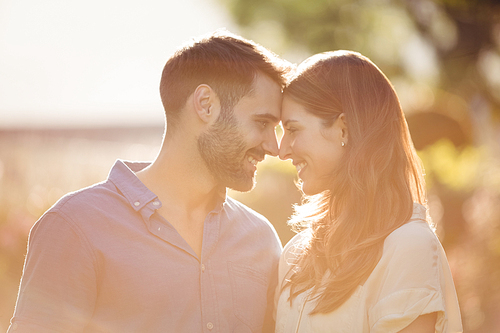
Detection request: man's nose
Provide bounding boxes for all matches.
[263,132,279,156]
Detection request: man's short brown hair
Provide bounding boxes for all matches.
[159,30,290,129]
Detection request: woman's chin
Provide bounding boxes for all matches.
[301,182,325,196]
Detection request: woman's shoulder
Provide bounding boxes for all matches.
[277,230,312,281]
[386,220,437,247]
[368,206,463,332]
[383,205,439,256]
[283,229,312,258]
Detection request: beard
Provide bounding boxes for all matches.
[197,111,263,192]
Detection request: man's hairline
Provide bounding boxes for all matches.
[233,70,284,104]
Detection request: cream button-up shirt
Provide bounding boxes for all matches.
[275,204,463,333]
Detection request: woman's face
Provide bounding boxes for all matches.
[279,96,347,195]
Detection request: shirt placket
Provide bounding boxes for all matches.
[200,210,221,332]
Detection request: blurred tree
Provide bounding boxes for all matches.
[222,0,500,121]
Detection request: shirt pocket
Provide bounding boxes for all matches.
[228,262,268,332]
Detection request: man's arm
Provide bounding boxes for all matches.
[8,211,97,332]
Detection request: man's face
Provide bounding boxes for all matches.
[198,73,282,192]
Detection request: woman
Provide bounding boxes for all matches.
[276,51,462,332]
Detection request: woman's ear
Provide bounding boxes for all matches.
[337,113,348,146]
[193,84,220,123]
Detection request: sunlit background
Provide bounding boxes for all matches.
[1,0,500,331]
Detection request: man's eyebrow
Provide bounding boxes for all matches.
[253,113,280,123]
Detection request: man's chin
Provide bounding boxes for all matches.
[226,177,256,193]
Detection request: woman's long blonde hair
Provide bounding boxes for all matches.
[284,51,427,314]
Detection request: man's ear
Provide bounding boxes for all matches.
[193,84,220,123]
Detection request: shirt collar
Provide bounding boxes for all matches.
[410,202,427,222]
[108,160,157,211]
[108,159,228,214]
[212,186,228,213]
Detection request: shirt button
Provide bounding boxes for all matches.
[134,201,140,207]
[153,201,160,206]
[201,264,206,272]
[207,322,214,330]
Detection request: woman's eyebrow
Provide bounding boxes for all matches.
[282,119,298,127]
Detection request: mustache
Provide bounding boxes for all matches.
[247,148,265,160]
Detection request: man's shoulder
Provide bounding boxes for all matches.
[224,197,281,238]
[224,196,283,252]
[224,196,269,223]
[50,180,118,215]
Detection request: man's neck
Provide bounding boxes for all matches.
[136,138,224,259]
[136,138,222,218]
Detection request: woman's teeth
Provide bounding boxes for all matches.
[296,162,307,172]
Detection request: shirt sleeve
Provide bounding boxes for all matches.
[261,229,283,333]
[263,250,280,333]
[273,231,309,321]
[8,211,98,333]
[367,222,462,333]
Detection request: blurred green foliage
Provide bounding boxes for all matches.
[419,139,483,191]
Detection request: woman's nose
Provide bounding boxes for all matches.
[278,135,291,160]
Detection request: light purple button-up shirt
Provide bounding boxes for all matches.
[8,160,282,332]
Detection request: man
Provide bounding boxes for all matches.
[8,30,290,332]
